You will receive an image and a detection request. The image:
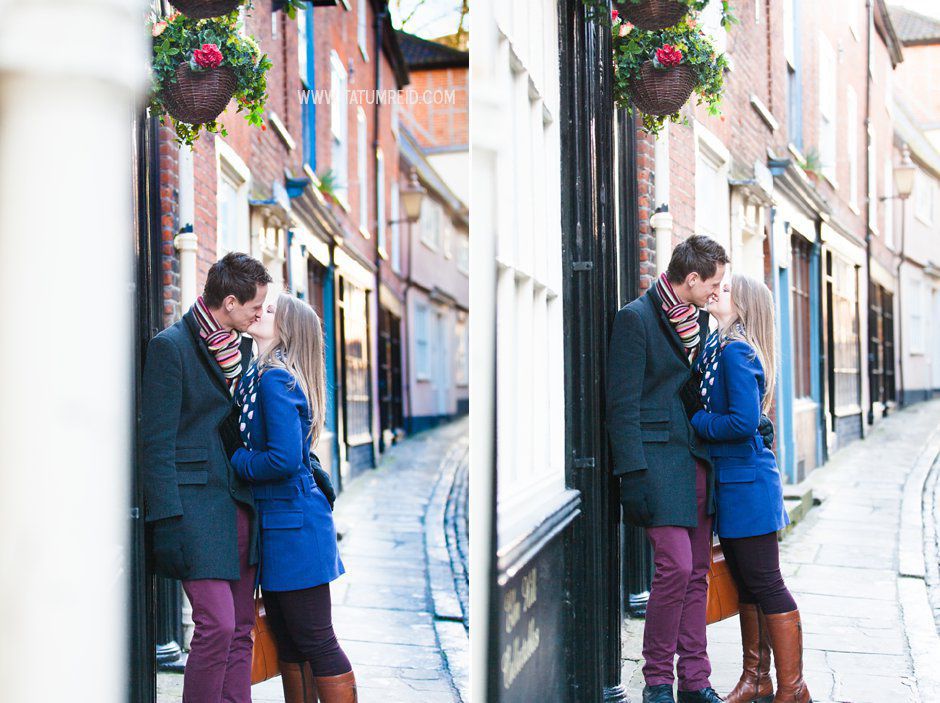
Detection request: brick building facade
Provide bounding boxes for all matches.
[634,0,906,481]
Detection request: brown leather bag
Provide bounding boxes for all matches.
[705,542,739,625]
[250,591,280,684]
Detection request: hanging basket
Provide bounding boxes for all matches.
[162,63,237,125]
[170,0,242,19]
[616,0,689,30]
[628,61,697,116]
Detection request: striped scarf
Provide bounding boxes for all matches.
[655,273,700,359]
[193,296,243,392]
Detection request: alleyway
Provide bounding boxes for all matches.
[623,400,940,703]
[157,418,469,703]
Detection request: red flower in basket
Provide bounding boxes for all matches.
[655,44,683,68]
[192,43,224,70]
[611,9,619,21]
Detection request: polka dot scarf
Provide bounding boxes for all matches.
[193,295,243,393]
[655,273,701,360]
[695,323,745,410]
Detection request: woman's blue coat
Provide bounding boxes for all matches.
[690,339,790,539]
[231,364,344,591]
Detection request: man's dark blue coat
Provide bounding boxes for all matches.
[140,309,259,580]
[606,287,714,528]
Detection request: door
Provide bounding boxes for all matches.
[338,276,374,473]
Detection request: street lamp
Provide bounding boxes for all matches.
[390,169,426,225]
[879,146,916,409]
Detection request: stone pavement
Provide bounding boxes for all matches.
[157,418,469,703]
[622,399,940,703]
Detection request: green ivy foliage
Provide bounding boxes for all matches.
[150,11,272,146]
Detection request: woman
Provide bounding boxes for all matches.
[229,293,356,703]
[688,275,811,703]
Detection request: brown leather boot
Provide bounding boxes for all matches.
[764,610,812,703]
[315,670,357,703]
[725,603,774,703]
[280,661,319,703]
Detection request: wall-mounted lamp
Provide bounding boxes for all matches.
[388,169,426,225]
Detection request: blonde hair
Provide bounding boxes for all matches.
[724,274,777,415]
[255,293,327,447]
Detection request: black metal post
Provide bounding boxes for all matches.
[559,1,628,700]
[130,110,167,703]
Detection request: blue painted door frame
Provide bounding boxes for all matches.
[777,264,796,483]
[809,240,824,468]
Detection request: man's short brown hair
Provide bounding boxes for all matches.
[203,252,273,308]
[665,235,731,285]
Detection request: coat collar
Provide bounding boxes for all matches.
[183,309,232,398]
[644,287,710,368]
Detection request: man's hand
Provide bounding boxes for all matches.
[150,516,188,579]
[758,414,775,449]
[679,371,705,421]
[620,471,653,527]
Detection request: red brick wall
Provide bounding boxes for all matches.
[159,123,181,327]
[402,66,468,149]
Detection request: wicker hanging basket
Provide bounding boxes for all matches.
[616,0,689,30]
[170,0,242,19]
[628,61,697,116]
[162,63,237,125]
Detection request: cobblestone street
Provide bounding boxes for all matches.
[622,400,940,703]
[157,418,469,703]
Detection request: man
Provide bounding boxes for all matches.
[607,235,730,703]
[142,252,272,703]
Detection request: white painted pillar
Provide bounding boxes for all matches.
[176,143,198,310]
[651,125,673,276]
[0,0,147,701]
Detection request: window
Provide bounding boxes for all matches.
[390,183,401,273]
[785,0,801,148]
[846,87,858,209]
[357,0,368,60]
[377,148,386,254]
[217,149,250,258]
[884,159,894,247]
[455,315,469,387]
[695,133,730,252]
[818,34,837,183]
[443,216,453,258]
[868,125,877,231]
[421,199,442,250]
[357,108,368,233]
[915,170,934,225]
[330,52,349,202]
[414,302,430,380]
[457,231,469,275]
[791,235,813,398]
[700,0,727,55]
[340,279,371,444]
[911,278,925,354]
[828,253,861,411]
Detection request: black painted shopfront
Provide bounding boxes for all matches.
[486,2,647,700]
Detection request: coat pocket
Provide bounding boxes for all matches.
[640,408,670,443]
[261,510,304,530]
[717,466,757,483]
[176,447,208,463]
[177,470,208,485]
